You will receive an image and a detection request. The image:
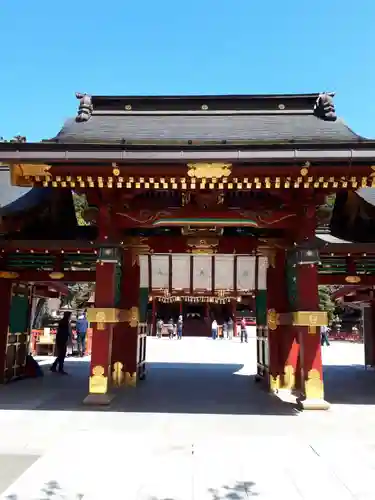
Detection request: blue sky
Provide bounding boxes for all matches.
[1,0,375,141]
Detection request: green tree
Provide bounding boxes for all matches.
[60,282,95,309]
[318,285,336,324]
[72,192,89,226]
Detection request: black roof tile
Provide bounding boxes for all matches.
[55,113,360,145]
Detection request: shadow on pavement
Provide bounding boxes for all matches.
[324,363,375,405]
[3,479,258,499]
[0,360,298,416]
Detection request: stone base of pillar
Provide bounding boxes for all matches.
[83,393,114,406]
[297,397,330,411]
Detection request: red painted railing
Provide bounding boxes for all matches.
[328,331,362,343]
[30,328,93,355]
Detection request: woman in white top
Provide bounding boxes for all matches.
[211,319,218,340]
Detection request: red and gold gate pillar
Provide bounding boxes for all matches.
[111,242,146,388]
[276,251,300,394]
[264,253,291,392]
[84,249,119,405]
[294,253,329,410]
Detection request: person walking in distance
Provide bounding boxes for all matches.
[156,318,164,338]
[240,317,248,343]
[320,324,330,346]
[227,317,234,340]
[222,320,228,339]
[167,317,174,339]
[177,315,183,340]
[75,311,88,357]
[50,311,72,374]
[211,319,218,340]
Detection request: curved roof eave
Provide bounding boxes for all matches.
[0,168,51,216]
[356,188,375,206]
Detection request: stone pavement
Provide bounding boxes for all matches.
[0,337,374,499]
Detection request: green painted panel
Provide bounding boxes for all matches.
[285,254,298,310]
[9,293,29,334]
[114,261,122,308]
[139,287,149,322]
[256,290,267,325]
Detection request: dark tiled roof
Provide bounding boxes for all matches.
[55,114,360,145]
[51,92,362,145]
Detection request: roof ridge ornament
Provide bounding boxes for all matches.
[75,92,93,122]
[313,92,337,122]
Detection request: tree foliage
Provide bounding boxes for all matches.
[318,285,336,324]
[72,192,89,226]
[60,282,95,309]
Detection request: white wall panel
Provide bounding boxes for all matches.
[151,255,169,289]
[139,255,149,288]
[193,255,212,290]
[214,255,234,290]
[257,256,268,290]
[236,256,256,291]
[172,254,190,290]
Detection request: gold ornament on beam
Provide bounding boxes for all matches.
[267,309,279,331]
[112,362,125,387]
[345,275,361,284]
[0,271,19,279]
[187,162,232,179]
[120,307,140,328]
[95,311,106,330]
[112,163,120,176]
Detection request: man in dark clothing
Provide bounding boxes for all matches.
[50,311,71,374]
[76,312,89,356]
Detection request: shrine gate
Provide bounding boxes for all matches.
[1,91,375,409]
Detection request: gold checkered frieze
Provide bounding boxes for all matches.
[34,175,375,190]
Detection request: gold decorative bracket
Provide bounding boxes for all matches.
[10,163,52,187]
[269,311,328,334]
[187,162,232,179]
[267,309,279,331]
[292,311,328,334]
[87,307,140,329]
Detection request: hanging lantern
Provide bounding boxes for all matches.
[287,245,320,266]
[98,247,121,264]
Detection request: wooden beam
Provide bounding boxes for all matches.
[320,244,375,255]
[0,241,98,251]
[318,274,375,285]
[7,270,95,282]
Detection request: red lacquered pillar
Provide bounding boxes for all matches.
[0,280,12,384]
[274,251,301,394]
[111,247,141,387]
[295,260,329,410]
[265,262,282,392]
[84,260,116,405]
